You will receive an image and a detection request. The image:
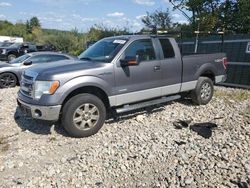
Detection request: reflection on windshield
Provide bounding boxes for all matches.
[10,54,30,64]
[0,42,14,47]
[78,38,127,63]
[8,43,22,48]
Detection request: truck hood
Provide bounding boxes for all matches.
[25,59,110,80]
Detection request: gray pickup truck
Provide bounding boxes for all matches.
[17,35,227,138]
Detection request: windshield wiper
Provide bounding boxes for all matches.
[80,57,92,61]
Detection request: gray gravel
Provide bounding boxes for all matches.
[0,86,249,187]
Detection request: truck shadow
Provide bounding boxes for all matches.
[14,98,197,136]
[106,98,197,124]
[14,107,68,136]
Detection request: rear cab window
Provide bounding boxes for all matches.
[159,38,175,59]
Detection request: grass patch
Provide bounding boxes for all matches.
[48,136,57,142]
[1,144,9,153]
[0,136,10,153]
[214,89,250,101]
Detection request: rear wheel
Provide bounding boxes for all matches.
[0,73,17,88]
[7,54,16,61]
[191,77,214,105]
[62,93,106,138]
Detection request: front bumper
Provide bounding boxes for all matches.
[215,75,227,83]
[17,99,61,121]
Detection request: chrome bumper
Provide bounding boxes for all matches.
[215,75,227,83]
[17,99,61,121]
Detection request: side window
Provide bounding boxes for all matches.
[49,55,69,62]
[124,39,156,62]
[29,55,51,64]
[159,39,175,58]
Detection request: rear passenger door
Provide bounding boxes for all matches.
[114,38,162,106]
[158,38,182,95]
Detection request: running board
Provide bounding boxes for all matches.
[115,95,181,114]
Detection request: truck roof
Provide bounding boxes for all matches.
[105,35,174,40]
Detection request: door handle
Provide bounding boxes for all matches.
[154,66,161,71]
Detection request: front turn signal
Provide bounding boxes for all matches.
[49,81,60,94]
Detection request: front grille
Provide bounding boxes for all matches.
[20,75,33,98]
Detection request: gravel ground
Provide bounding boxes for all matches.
[0,86,249,188]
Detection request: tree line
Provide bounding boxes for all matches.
[0,0,249,55]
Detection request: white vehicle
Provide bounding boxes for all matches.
[0,36,23,43]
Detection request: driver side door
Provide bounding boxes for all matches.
[114,38,162,106]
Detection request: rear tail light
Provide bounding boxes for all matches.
[223,57,228,69]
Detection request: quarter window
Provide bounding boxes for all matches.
[159,39,175,58]
[124,39,156,62]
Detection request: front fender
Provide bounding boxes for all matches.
[0,68,20,81]
[38,76,113,105]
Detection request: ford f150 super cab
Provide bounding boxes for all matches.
[17,35,227,138]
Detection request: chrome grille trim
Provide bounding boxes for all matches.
[20,71,38,98]
[20,75,34,98]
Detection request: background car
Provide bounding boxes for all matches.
[0,51,75,88]
[0,43,38,61]
[0,42,14,48]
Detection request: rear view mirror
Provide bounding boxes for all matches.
[120,56,139,66]
[23,61,32,66]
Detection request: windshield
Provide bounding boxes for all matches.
[9,54,30,64]
[8,43,22,48]
[78,38,128,63]
[0,42,14,47]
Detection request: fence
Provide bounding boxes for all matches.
[180,34,250,88]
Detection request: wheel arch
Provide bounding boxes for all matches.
[199,70,215,83]
[196,63,217,83]
[62,86,110,111]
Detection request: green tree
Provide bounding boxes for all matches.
[235,0,250,33]
[30,17,41,28]
[171,0,250,33]
[141,9,172,33]
[26,17,41,34]
[85,24,129,48]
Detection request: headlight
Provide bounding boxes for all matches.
[1,49,6,54]
[34,81,59,100]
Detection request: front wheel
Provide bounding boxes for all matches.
[0,73,17,88]
[62,94,106,138]
[191,77,214,105]
[7,54,16,61]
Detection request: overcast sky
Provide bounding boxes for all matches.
[0,0,190,32]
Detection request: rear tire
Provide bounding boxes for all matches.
[191,77,214,105]
[0,73,17,88]
[62,94,106,138]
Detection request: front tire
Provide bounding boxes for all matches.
[191,77,214,105]
[0,73,17,88]
[7,54,16,61]
[62,94,106,138]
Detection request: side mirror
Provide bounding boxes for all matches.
[120,56,139,66]
[23,61,32,66]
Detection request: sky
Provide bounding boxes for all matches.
[0,0,190,32]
